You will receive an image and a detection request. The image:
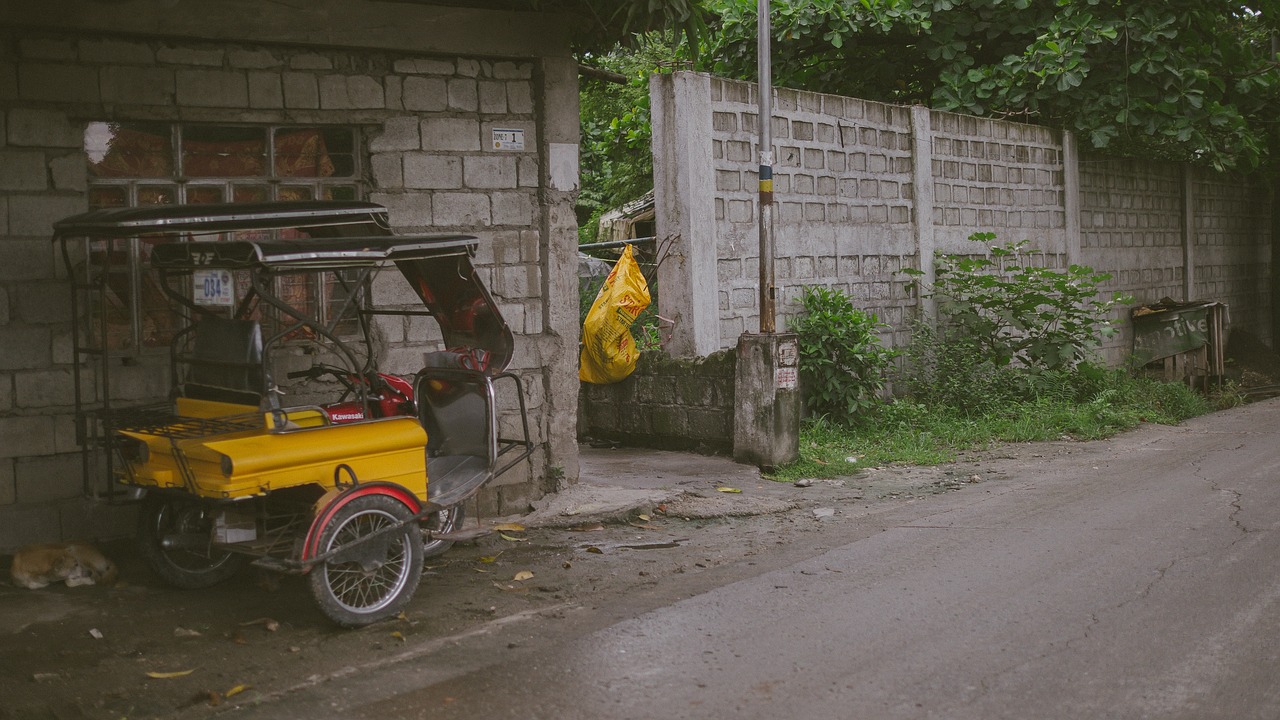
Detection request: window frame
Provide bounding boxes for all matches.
[83,122,367,353]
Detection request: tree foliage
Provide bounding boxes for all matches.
[700,0,1280,170]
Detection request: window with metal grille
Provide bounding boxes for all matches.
[83,122,365,350]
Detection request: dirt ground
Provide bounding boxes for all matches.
[3,330,1278,719]
[0,445,1053,720]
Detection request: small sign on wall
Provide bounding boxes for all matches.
[775,366,798,390]
[492,128,525,151]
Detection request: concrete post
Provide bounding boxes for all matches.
[1062,130,1082,268]
[651,72,720,357]
[909,105,936,319]
[733,332,800,469]
[537,55,582,488]
[1182,165,1196,300]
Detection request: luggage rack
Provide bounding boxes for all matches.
[100,404,263,439]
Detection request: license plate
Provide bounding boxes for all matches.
[193,269,234,307]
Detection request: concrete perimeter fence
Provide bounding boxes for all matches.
[579,70,1273,451]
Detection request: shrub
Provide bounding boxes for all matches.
[904,232,1132,373]
[790,286,896,420]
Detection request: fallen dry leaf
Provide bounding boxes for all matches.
[492,522,525,532]
[225,684,250,698]
[716,487,743,494]
[478,553,503,563]
[585,546,604,554]
[491,581,529,593]
[390,631,406,643]
[239,618,279,632]
[499,533,528,543]
[173,627,202,638]
[637,514,651,521]
[570,522,604,532]
[513,570,534,582]
[146,669,195,679]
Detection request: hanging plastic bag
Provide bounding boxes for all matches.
[579,244,651,384]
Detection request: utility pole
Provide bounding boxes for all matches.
[733,0,800,470]
[757,0,776,333]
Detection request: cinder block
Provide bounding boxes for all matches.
[106,363,169,402]
[0,323,50,370]
[8,194,86,237]
[367,192,431,229]
[490,61,531,80]
[370,117,421,152]
[319,75,384,109]
[404,154,462,189]
[421,118,480,151]
[463,156,517,189]
[15,369,76,408]
[15,453,82,503]
[506,82,533,114]
[13,281,69,324]
[7,108,80,148]
[19,63,100,102]
[282,73,319,109]
[157,46,224,66]
[49,153,86,191]
[0,459,13,505]
[447,78,477,111]
[431,193,490,227]
[19,38,75,60]
[60,498,138,543]
[491,192,533,225]
[370,154,403,188]
[402,76,446,112]
[393,58,454,75]
[0,149,47,191]
[176,69,249,108]
[80,39,154,64]
[385,75,403,110]
[290,53,332,70]
[478,81,507,114]
[0,372,11,409]
[0,415,57,458]
[248,72,284,108]
[0,239,54,282]
[229,48,281,69]
[0,501,60,550]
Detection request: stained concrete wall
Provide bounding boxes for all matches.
[578,350,736,453]
[652,71,1273,365]
[0,1,581,550]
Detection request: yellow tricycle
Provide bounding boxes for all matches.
[54,201,531,626]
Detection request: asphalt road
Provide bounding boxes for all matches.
[222,401,1280,720]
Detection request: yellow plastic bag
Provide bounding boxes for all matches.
[579,244,651,384]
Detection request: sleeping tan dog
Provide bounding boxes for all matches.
[9,542,118,589]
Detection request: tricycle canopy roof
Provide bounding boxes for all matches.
[52,200,392,239]
[148,235,478,272]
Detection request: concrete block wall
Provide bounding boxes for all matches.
[929,111,1066,252]
[578,350,736,453]
[1078,158,1186,363]
[1193,172,1272,344]
[0,10,581,549]
[651,70,1272,366]
[706,77,918,349]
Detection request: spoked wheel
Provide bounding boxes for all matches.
[421,504,466,559]
[137,495,244,589]
[308,494,423,627]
